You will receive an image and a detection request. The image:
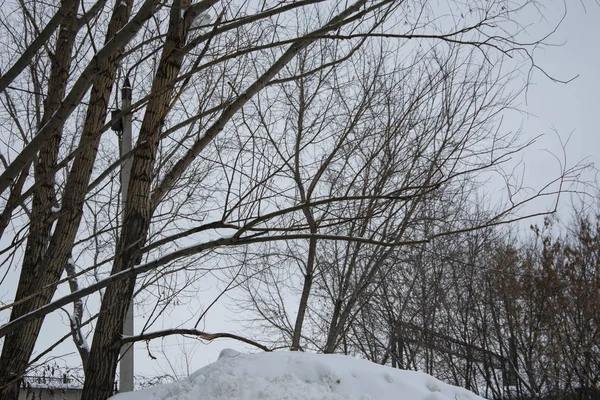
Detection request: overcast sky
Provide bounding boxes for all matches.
[4,0,598,384]
[130,1,600,378]
[513,1,599,211]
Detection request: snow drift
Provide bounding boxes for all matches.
[110,349,486,400]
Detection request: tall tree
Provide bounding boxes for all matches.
[0,1,585,399]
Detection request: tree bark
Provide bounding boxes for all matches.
[290,224,317,350]
[0,0,160,195]
[0,1,80,398]
[81,1,195,398]
[0,1,133,397]
[0,1,76,93]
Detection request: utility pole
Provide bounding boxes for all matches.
[119,78,134,393]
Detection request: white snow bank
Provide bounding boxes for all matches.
[110,349,486,400]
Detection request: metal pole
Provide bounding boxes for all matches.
[119,77,134,393]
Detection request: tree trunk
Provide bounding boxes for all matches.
[0,1,80,397]
[0,1,133,397]
[82,2,193,398]
[291,231,317,350]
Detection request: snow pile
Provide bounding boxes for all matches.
[111,349,486,400]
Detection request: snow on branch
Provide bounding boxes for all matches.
[121,329,270,352]
[65,256,90,370]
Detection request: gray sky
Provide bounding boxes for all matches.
[3,0,599,384]
[515,1,599,210]
[131,2,600,378]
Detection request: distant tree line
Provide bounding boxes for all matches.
[238,209,600,399]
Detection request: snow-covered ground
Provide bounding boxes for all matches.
[110,349,486,400]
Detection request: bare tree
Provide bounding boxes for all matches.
[0,0,586,399]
